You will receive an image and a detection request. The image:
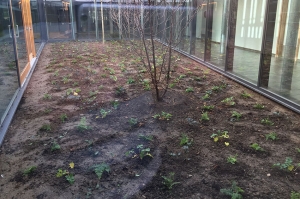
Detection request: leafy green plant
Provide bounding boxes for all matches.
[220,181,244,199]
[40,124,51,131]
[66,88,73,96]
[51,142,61,151]
[202,93,210,100]
[231,111,242,120]
[296,148,300,153]
[250,143,264,151]
[185,87,194,93]
[212,86,221,92]
[89,91,97,97]
[62,76,69,84]
[273,157,298,172]
[221,97,235,106]
[115,86,126,96]
[129,118,138,127]
[261,118,274,126]
[210,130,229,142]
[241,91,251,98]
[137,144,153,159]
[227,155,238,164]
[201,112,209,121]
[111,100,119,109]
[78,117,89,131]
[100,109,110,118]
[180,134,192,146]
[143,80,151,90]
[162,172,180,190]
[253,103,264,109]
[291,191,300,199]
[265,132,278,141]
[65,174,75,185]
[203,105,214,111]
[60,113,67,122]
[43,93,52,100]
[110,75,118,82]
[92,163,110,179]
[127,78,135,84]
[23,166,37,176]
[139,134,153,142]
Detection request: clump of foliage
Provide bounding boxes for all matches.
[127,77,135,84]
[185,87,194,93]
[291,191,300,199]
[138,134,153,142]
[111,100,119,109]
[60,113,67,122]
[43,93,52,100]
[221,97,235,106]
[65,174,75,185]
[250,143,264,151]
[23,166,37,176]
[92,163,110,179]
[152,111,172,120]
[56,169,68,177]
[78,116,90,131]
[296,148,300,153]
[227,155,238,164]
[241,91,251,98]
[261,118,274,126]
[51,142,61,152]
[231,111,242,120]
[40,124,51,131]
[203,105,214,111]
[253,103,264,109]
[202,93,210,100]
[129,118,138,127]
[220,181,244,199]
[137,144,153,159]
[162,172,180,190]
[273,157,300,172]
[100,109,110,118]
[180,134,193,146]
[201,112,209,121]
[115,86,126,96]
[56,169,74,185]
[265,132,278,141]
[211,130,229,142]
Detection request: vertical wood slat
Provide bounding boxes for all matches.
[275,0,289,57]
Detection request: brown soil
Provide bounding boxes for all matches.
[1,41,300,199]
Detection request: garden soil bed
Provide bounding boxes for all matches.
[1,41,300,199]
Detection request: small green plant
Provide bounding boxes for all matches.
[78,117,89,131]
[60,113,67,122]
[23,166,37,176]
[201,112,209,121]
[212,86,221,92]
[291,191,300,199]
[227,155,238,164]
[265,132,278,141]
[231,111,242,120]
[65,174,75,185]
[241,91,251,98]
[253,103,265,109]
[139,134,153,141]
[110,75,118,82]
[92,163,110,179]
[62,76,69,84]
[221,97,235,106]
[220,181,244,199]
[203,105,214,111]
[40,124,51,131]
[115,86,126,96]
[111,100,119,109]
[273,157,298,172]
[250,143,264,151]
[202,93,210,100]
[66,88,73,96]
[89,91,97,97]
[296,148,300,153]
[100,109,110,118]
[185,87,194,93]
[152,111,172,120]
[210,130,229,142]
[127,78,135,84]
[180,134,192,146]
[261,118,274,126]
[137,144,153,159]
[129,118,138,127]
[178,74,186,79]
[43,93,52,100]
[143,80,151,90]
[162,172,180,190]
[51,142,61,151]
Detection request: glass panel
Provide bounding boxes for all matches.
[75,2,96,40]
[263,0,300,105]
[45,0,71,39]
[0,0,19,123]
[229,0,266,84]
[206,0,229,68]
[30,0,42,51]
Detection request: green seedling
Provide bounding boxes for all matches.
[152,111,172,120]
[221,97,235,106]
[40,124,51,131]
[220,181,244,199]
[203,105,214,111]
[212,86,221,92]
[129,118,138,127]
[62,76,69,84]
[227,155,238,164]
[66,88,73,96]
[92,163,110,179]
[110,75,118,82]
[261,118,274,126]
[111,100,119,109]
[265,132,278,141]
[185,87,194,93]
[169,83,175,88]
[241,91,251,98]
[137,144,153,159]
[143,80,151,90]
[202,93,210,100]
[125,149,135,157]
[73,82,79,86]
[201,112,209,121]
[89,91,97,97]
[180,134,193,146]
[23,166,37,176]
[273,157,299,172]
[253,103,264,109]
[127,78,135,84]
[60,113,67,122]
[162,172,180,190]
[65,174,75,185]
[291,191,300,199]
[231,111,242,120]
[43,93,52,100]
[178,74,186,79]
[51,142,61,151]
[78,117,89,131]
[139,134,153,142]
[250,143,264,151]
[210,130,229,142]
[296,148,300,153]
[115,86,126,96]
[100,109,110,118]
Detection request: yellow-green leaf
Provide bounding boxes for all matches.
[214,137,218,142]
[69,162,75,169]
[288,165,294,171]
